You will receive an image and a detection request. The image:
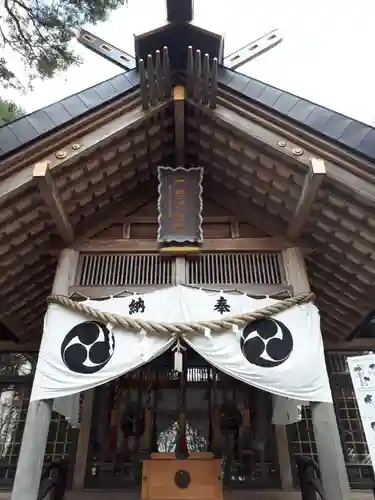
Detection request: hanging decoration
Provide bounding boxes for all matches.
[348,353,375,473]
[31,285,332,423]
[172,337,186,372]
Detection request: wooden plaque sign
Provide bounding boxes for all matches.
[157,166,203,246]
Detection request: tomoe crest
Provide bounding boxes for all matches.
[61,321,115,374]
[240,318,293,368]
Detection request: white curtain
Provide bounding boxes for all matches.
[31,286,332,423]
[179,286,332,403]
[31,287,178,404]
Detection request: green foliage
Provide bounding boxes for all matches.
[0,0,129,90]
[0,98,25,123]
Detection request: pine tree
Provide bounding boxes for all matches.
[0,99,25,124]
[0,0,129,90]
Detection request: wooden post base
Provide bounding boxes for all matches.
[141,452,223,500]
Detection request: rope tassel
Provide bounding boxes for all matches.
[46,292,314,336]
[172,338,186,372]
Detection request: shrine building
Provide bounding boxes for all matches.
[0,2,375,500]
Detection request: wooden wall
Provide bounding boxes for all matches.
[92,196,267,241]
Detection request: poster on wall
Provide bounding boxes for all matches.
[347,353,375,471]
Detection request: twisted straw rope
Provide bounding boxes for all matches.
[47,292,314,337]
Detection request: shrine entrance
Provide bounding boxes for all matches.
[84,346,281,491]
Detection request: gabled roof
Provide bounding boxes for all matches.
[218,67,375,160]
[1,65,374,161]
[0,45,375,346]
[0,69,140,157]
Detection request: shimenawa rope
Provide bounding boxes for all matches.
[46,292,314,336]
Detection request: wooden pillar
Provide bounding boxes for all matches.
[175,257,186,284]
[282,247,350,500]
[11,249,79,500]
[72,389,94,490]
[274,424,294,490]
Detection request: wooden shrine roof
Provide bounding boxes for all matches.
[0,60,375,346]
[1,66,375,161]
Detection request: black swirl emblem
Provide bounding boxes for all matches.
[61,321,115,374]
[240,318,293,368]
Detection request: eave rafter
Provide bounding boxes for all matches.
[191,93,375,204]
[0,98,172,206]
[286,157,326,241]
[33,160,74,245]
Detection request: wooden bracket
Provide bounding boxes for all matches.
[159,245,201,256]
[173,85,185,165]
[33,160,74,245]
[286,158,326,241]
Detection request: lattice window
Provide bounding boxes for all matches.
[77,253,173,286]
[0,353,77,488]
[187,252,285,285]
[288,352,373,489]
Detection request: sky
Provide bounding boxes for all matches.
[2,0,375,126]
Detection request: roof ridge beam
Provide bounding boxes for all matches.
[33,160,74,245]
[286,157,326,241]
[173,85,185,164]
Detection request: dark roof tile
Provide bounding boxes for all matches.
[357,129,375,158]
[257,86,283,107]
[304,107,334,131]
[218,66,375,161]
[78,88,104,108]
[44,102,73,126]
[227,72,250,93]
[0,68,140,160]
[0,126,22,154]
[61,95,89,118]
[242,80,267,100]
[338,121,372,149]
[288,99,316,123]
[110,73,133,93]
[26,110,56,134]
[125,69,140,86]
[272,92,299,114]
[94,81,118,101]
[313,113,352,140]
[8,118,39,143]
[217,66,233,86]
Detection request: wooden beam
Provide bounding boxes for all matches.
[78,236,290,253]
[204,178,285,238]
[75,180,158,242]
[325,338,375,350]
[1,100,170,205]
[72,389,94,490]
[173,85,185,165]
[33,160,74,245]
[203,96,375,204]
[70,283,292,299]
[286,157,326,241]
[0,341,39,352]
